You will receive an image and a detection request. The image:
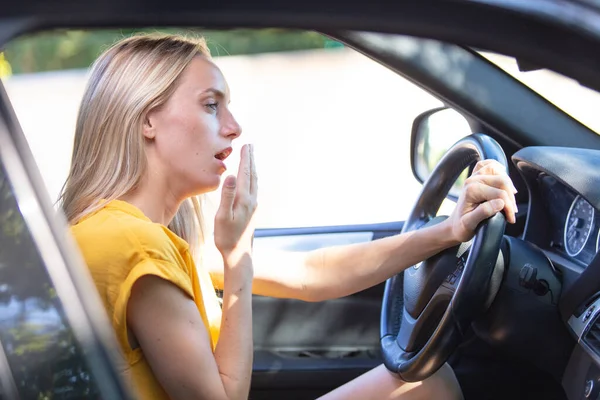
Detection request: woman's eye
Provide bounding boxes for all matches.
[206,102,219,111]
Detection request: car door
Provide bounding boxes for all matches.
[249,225,401,399]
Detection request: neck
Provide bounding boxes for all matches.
[119,173,182,226]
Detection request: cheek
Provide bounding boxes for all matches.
[153,107,219,184]
[187,119,217,162]
[175,119,217,176]
[161,111,210,154]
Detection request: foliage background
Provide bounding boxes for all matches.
[1,28,337,75]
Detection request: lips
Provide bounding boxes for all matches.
[215,147,232,161]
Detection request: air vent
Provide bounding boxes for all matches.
[584,315,600,353]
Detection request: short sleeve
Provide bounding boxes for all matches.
[113,257,194,364]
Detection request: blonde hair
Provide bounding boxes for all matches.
[58,32,211,254]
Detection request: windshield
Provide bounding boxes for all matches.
[478,51,600,135]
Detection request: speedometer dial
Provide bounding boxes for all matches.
[564,195,595,257]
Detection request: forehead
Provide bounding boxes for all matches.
[178,55,229,96]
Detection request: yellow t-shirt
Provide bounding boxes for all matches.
[70,199,222,399]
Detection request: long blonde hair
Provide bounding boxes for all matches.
[58,33,211,254]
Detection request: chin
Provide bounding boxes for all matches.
[191,176,222,196]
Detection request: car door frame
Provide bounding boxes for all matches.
[0,70,133,399]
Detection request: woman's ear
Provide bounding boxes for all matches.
[142,112,156,140]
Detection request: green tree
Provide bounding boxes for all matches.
[3,28,333,74]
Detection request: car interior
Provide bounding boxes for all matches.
[1,2,600,400]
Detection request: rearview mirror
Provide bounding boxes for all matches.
[410,107,472,199]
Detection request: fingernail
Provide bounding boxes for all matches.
[224,175,236,187]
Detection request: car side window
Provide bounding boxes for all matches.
[2,28,450,231]
[0,145,102,397]
[203,34,448,228]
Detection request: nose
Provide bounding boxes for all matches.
[220,108,242,140]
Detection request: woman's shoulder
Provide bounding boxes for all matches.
[70,204,185,266]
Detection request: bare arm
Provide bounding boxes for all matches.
[209,159,518,302]
[134,224,454,400]
[128,144,258,400]
[128,263,253,400]
[298,220,459,301]
[208,219,456,302]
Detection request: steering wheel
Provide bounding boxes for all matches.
[380,133,507,382]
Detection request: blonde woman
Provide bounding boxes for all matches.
[61,33,517,400]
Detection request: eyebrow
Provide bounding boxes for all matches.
[200,88,227,100]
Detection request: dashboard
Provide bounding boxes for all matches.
[539,174,600,266]
[512,146,600,400]
[513,146,600,270]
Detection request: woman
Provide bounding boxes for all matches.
[61,33,517,400]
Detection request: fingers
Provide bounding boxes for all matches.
[470,159,518,221]
[236,143,258,195]
[470,174,516,194]
[465,174,518,209]
[249,144,257,195]
[236,144,252,196]
[472,159,503,175]
[213,145,257,256]
[462,198,506,232]
[464,178,517,223]
[216,175,236,219]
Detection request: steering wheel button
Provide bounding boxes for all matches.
[449,275,457,284]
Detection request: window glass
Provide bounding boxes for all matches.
[477,50,600,136]
[0,158,102,398]
[2,28,450,230]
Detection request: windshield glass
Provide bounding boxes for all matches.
[478,51,600,135]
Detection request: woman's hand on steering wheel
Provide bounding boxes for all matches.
[447,159,518,243]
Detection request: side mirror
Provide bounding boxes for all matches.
[410,107,472,199]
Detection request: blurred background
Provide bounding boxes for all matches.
[2,28,599,230]
[0,28,444,230]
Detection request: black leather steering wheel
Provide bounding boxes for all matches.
[381,133,507,382]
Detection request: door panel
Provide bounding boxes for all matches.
[250,222,404,398]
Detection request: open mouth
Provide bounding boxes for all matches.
[215,147,232,161]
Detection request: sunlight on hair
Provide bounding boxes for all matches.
[57,33,212,258]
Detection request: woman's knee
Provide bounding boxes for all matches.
[419,363,464,400]
[389,363,463,400]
